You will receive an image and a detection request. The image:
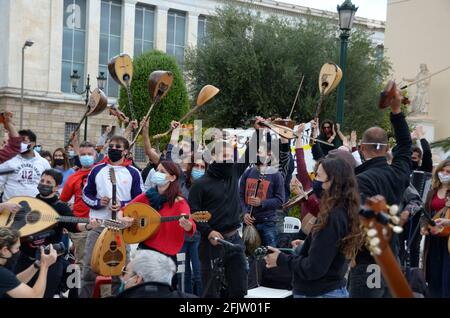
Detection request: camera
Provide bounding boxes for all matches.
[36,243,66,260]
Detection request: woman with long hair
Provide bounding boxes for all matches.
[51,148,75,189]
[118,160,196,262]
[420,159,450,298]
[265,157,362,298]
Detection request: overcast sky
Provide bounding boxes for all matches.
[279,0,388,21]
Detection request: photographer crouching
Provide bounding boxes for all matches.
[13,169,99,298]
[0,228,57,298]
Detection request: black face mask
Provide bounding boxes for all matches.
[54,159,64,166]
[412,161,419,170]
[2,249,21,271]
[108,149,124,162]
[207,162,234,180]
[38,183,54,197]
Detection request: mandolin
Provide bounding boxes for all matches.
[0,197,124,237]
[122,202,211,244]
[360,195,414,298]
[429,190,450,237]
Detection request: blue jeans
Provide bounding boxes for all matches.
[180,236,203,296]
[255,221,277,247]
[294,287,349,298]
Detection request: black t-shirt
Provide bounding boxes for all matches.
[0,266,20,298]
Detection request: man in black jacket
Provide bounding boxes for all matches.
[411,125,433,173]
[349,89,412,298]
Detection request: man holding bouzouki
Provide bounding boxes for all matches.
[80,135,144,298]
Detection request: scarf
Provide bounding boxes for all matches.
[145,187,167,211]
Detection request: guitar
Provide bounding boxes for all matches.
[0,197,123,237]
[122,202,211,244]
[360,195,414,298]
[108,53,136,120]
[109,167,118,220]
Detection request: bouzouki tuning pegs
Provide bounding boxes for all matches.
[389,205,399,216]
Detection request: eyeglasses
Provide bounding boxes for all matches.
[121,266,132,277]
[109,144,123,150]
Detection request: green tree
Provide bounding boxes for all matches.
[118,50,190,148]
[185,5,391,136]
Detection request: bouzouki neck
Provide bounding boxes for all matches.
[125,83,136,121]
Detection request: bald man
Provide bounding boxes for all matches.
[349,89,412,298]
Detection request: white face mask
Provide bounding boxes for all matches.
[20,143,31,154]
[438,172,450,184]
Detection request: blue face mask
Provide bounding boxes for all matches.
[312,179,324,198]
[150,171,169,186]
[191,168,205,180]
[34,146,41,153]
[79,155,95,168]
[118,275,136,294]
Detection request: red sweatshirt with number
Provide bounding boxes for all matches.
[124,193,196,256]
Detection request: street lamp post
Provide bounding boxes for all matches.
[20,40,34,129]
[70,71,107,141]
[336,0,358,126]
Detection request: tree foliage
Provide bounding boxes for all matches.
[185,5,392,136]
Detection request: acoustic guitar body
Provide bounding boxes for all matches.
[122,203,161,244]
[431,208,450,237]
[108,53,133,87]
[0,197,59,237]
[91,228,126,276]
[272,119,295,129]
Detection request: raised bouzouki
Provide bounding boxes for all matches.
[122,202,211,244]
[65,88,107,148]
[359,195,414,298]
[129,70,174,149]
[0,197,123,237]
[108,53,136,120]
[315,63,342,119]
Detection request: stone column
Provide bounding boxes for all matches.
[85,0,101,86]
[47,0,64,94]
[186,12,199,48]
[122,0,137,56]
[155,5,169,52]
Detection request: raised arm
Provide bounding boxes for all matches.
[141,118,161,165]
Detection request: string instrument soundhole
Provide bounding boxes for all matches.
[26,210,41,224]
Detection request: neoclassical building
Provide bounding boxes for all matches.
[0,0,385,164]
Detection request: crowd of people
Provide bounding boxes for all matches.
[0,86,449,299]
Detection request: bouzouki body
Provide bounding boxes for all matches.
[91,227,126,276]
[122,202,211,244]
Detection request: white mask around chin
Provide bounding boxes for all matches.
[20,143,31,154]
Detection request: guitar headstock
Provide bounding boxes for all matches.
[109,167,117,186]
[191,211,212,223]
[359,195,403,256]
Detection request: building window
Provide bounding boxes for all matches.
[134,4,155,57]
[62,0,87,93]
[167,10,186,67]
[99,0,122,97]
[197,15,208,47]
[65,122,80,145]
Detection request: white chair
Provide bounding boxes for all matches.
[283,216,301,233]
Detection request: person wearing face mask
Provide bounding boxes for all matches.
[419,159,450,298]
[60,141,98,290]
[0,228,58,298]
[264,157,362,298]
[410,125,433,173]
[80,135,143,298]
[349,89,412,298]
[51,148,75,190]
[116,250,197,298]
[118,160,196,259]
[13,169,96,298]
[0,129,51,202]
[240,144,284,248]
